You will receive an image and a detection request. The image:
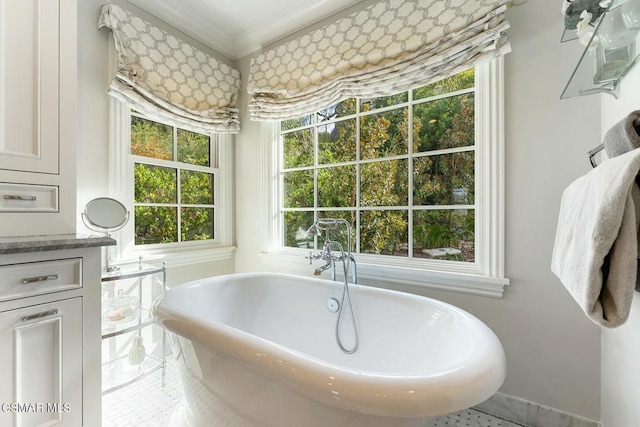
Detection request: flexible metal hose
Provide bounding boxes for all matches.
[313,218,359,354]
[335,255,358,354]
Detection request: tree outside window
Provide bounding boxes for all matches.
[131,115,216,246]
[280,69,476,262]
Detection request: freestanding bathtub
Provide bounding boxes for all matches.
[151,272,506,427]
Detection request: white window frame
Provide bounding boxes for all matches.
[108,100,235,267]
[260,59,509,298]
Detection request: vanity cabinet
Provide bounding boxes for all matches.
[0,0,60,174]
[0,297,83,427]
[0,237,113,427]
[0,0,77,236]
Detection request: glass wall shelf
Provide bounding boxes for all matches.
[561,0,640,99]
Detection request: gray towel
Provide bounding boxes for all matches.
[603,111,640,293]
[551,148,640,328]
[603,111,640,158]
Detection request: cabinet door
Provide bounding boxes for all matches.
[0,297,82,427]
[0,0,60,174]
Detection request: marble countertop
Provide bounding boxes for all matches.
[0,234,116,254]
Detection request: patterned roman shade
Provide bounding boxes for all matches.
[98,2,240,133]
[248,0,511,121]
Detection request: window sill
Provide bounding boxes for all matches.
[117,245,236,268]
[259,250,509,298]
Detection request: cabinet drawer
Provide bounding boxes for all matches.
[0,182,59,213]
[0,259,82,302]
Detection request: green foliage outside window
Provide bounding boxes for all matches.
[131,116,215,245]
[131,117,173,160]
[281,69,476,262]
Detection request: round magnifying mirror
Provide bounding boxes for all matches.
[82,197,130,233]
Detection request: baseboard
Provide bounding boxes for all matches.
[473,392,601,427]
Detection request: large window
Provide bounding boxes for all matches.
[280,69,476,262]
[269,60,507,296]
[131,114,217,246]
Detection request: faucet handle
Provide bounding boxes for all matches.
[306,251,316,264]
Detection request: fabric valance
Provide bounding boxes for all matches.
[98,3,240,133]
[247,0,511,121]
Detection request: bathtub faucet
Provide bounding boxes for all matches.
[306,218,359,354]
[306,219,357,284]
[307,239,337,280]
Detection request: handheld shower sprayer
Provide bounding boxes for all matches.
[306,223,322,238]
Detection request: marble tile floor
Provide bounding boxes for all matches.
[102,356,182,427]
[427,410,526,427]
[102,358,526,427]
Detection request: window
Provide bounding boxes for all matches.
[108,103,234,265]
[265,59,508,297]
[281,70,475,261]
[131,114,217,246]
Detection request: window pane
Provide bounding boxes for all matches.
[282,114,314,131]
[317,98,357,122]
[360,210,408,256]
[360,108,408,159]
[413,69,475,100]
[360,93,408,112]
[318,165,356,208]
[283,170,314,208]
[177,129,210,166]
[134,164,176,204]
[413,209,475,262]
[413,93,475,153]
[361,159,408,207]
[181,207,214,241]
[413,152,474,206]
[283,211,315,249]
[318,119,356,164]
[131,116,173,160]
[283,129,314,168]
[134,206,177,245]
[181,170,213,205]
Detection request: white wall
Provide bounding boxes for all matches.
[234,1,603,420]
[76,0,235,284]
[600,63,640,427]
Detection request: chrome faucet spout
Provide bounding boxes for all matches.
[313,262,333,276]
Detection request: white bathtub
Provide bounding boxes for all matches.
[151,272,506,427]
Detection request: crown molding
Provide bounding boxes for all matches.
[127,0,236,59]
[128,0,365,60]
[231,0,364,58]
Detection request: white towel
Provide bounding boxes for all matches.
[551,148,640,328]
